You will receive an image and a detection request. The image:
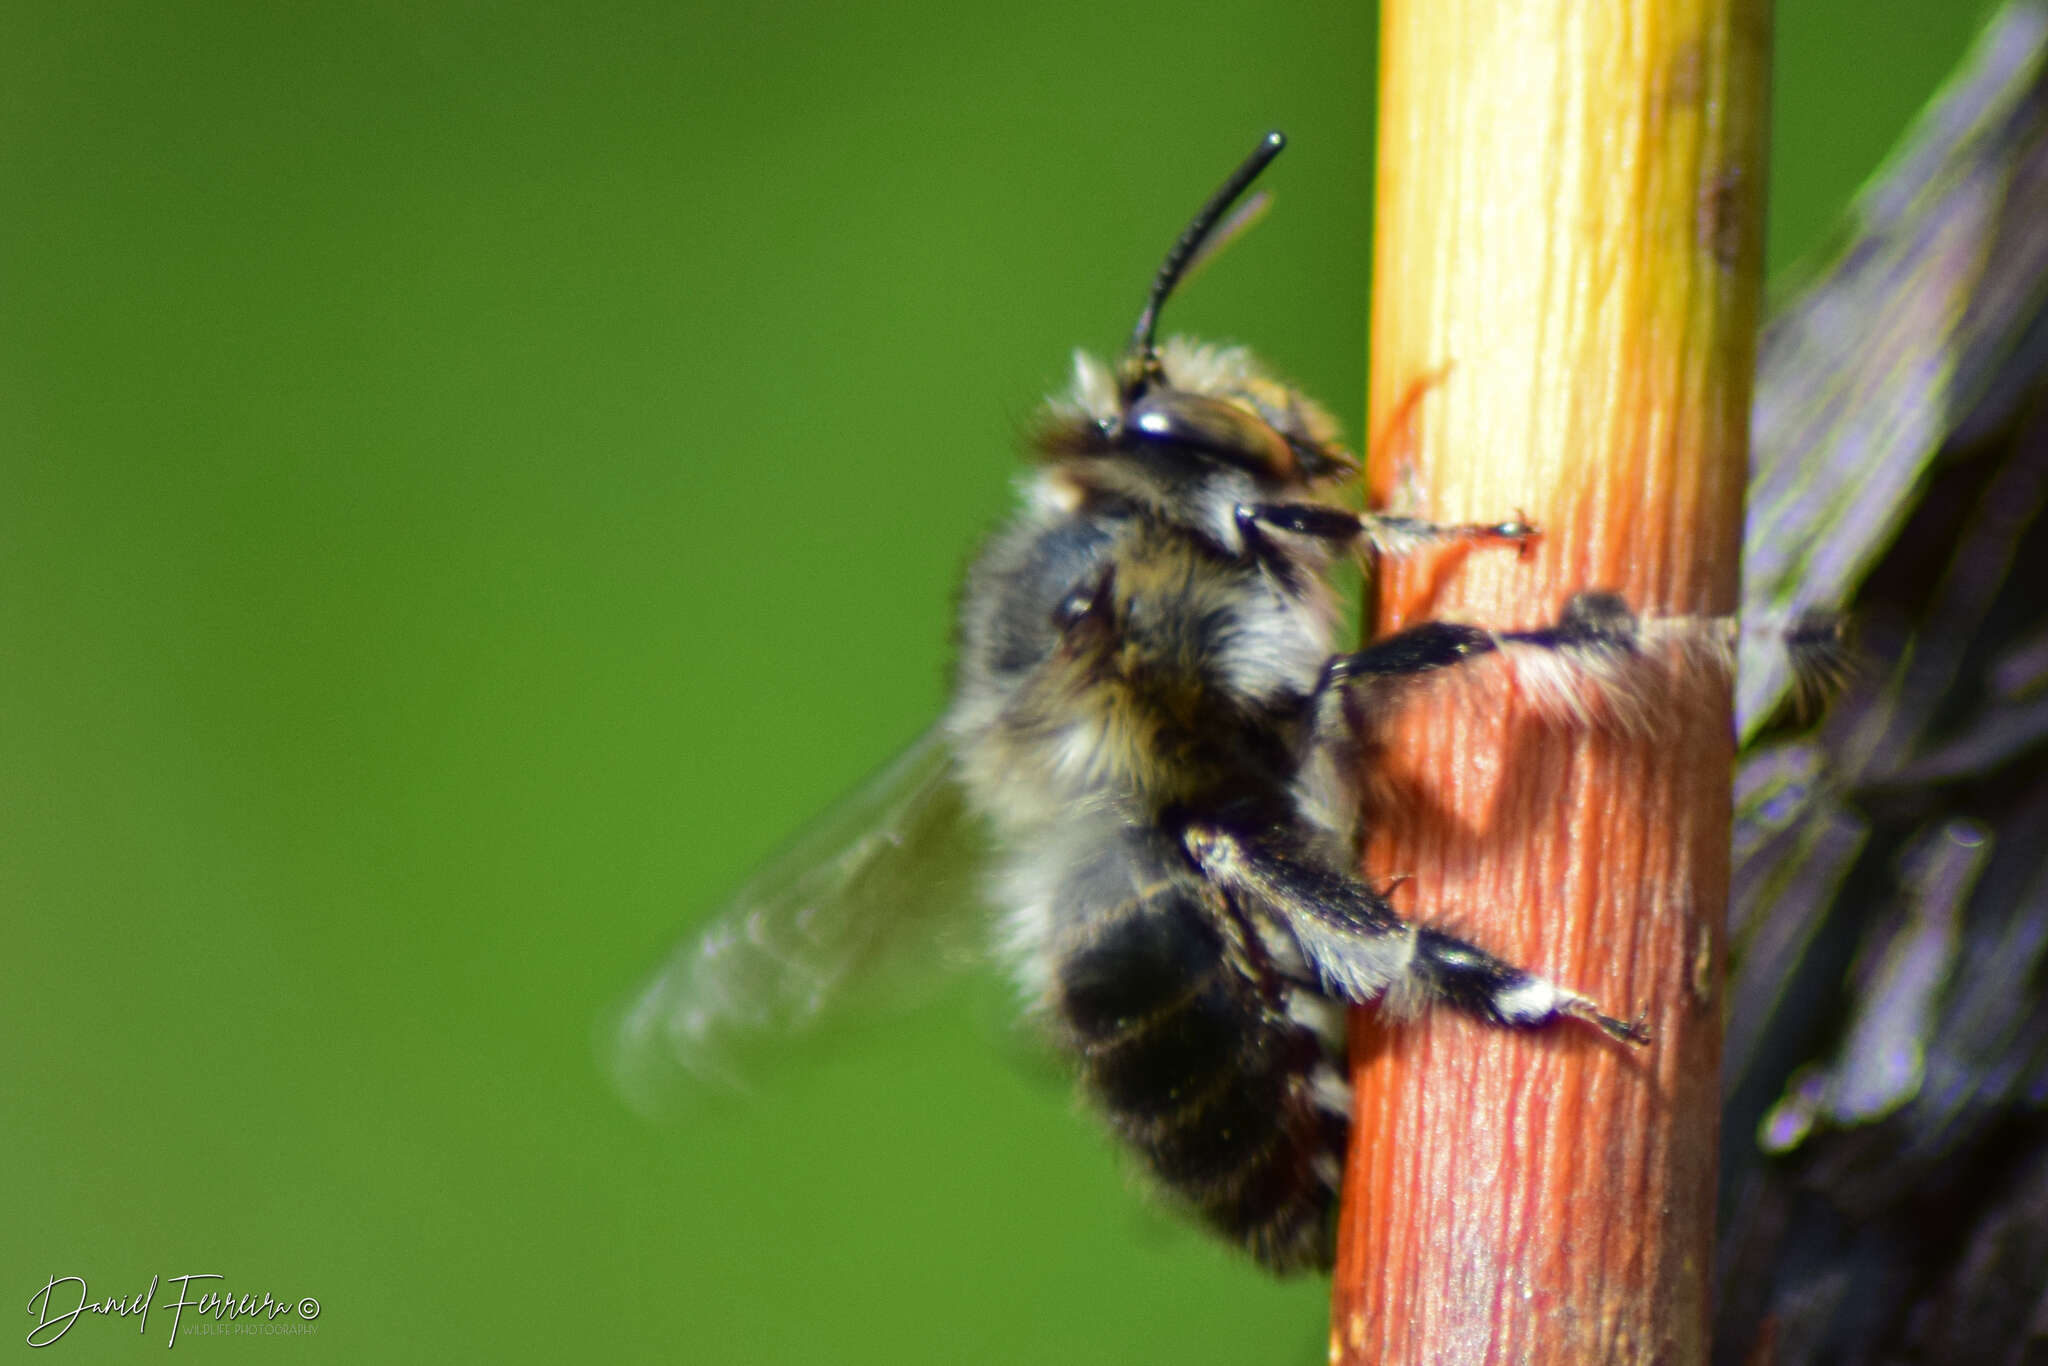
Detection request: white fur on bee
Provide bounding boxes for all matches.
[1029,467,1089,517]
[1493,634,1659,731]
[1491,977,1572,1026]
[991,846,1063,1002]
[1289,707,1361,848]
[1066,349,1121,426]
[1213,583,1339,708]
[989,817,1164,1005]
[1308,918,1422,1009]
[1306,1059,1354,1124]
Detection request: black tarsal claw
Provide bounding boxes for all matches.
[1601,1009,1653,1047]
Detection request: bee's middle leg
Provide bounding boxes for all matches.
[1303,591,1644,726]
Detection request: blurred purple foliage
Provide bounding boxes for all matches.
[1720,4,2048,1361]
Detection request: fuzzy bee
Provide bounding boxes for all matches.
[611,132,1779,1274]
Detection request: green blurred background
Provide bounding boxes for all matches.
[1,2,1995,1361]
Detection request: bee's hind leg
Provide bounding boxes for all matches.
[1180,825,1648,1046]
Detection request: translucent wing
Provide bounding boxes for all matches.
[606,725,992,1114]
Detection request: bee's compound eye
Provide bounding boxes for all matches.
[1132,408,1174,438]
[1122,390,1298,480]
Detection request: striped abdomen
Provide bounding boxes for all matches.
[1053,883,1348,1273]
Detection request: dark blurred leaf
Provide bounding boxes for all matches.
[1739,0,2048,737]
[1721,4,2048,1362]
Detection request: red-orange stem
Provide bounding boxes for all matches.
[1333,3,1770,1363]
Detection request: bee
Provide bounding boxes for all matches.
[611,131,1764,1274]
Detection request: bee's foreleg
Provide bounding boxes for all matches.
[1180,825,1647,1045]
[1236,502,1535,560]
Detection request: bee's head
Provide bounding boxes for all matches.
[1033,131,1357,489]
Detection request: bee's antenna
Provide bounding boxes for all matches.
[1127,130,1287,373]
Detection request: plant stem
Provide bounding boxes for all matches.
[1332,3,1770,1363]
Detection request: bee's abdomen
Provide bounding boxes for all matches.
[1055,886,1347,1273]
